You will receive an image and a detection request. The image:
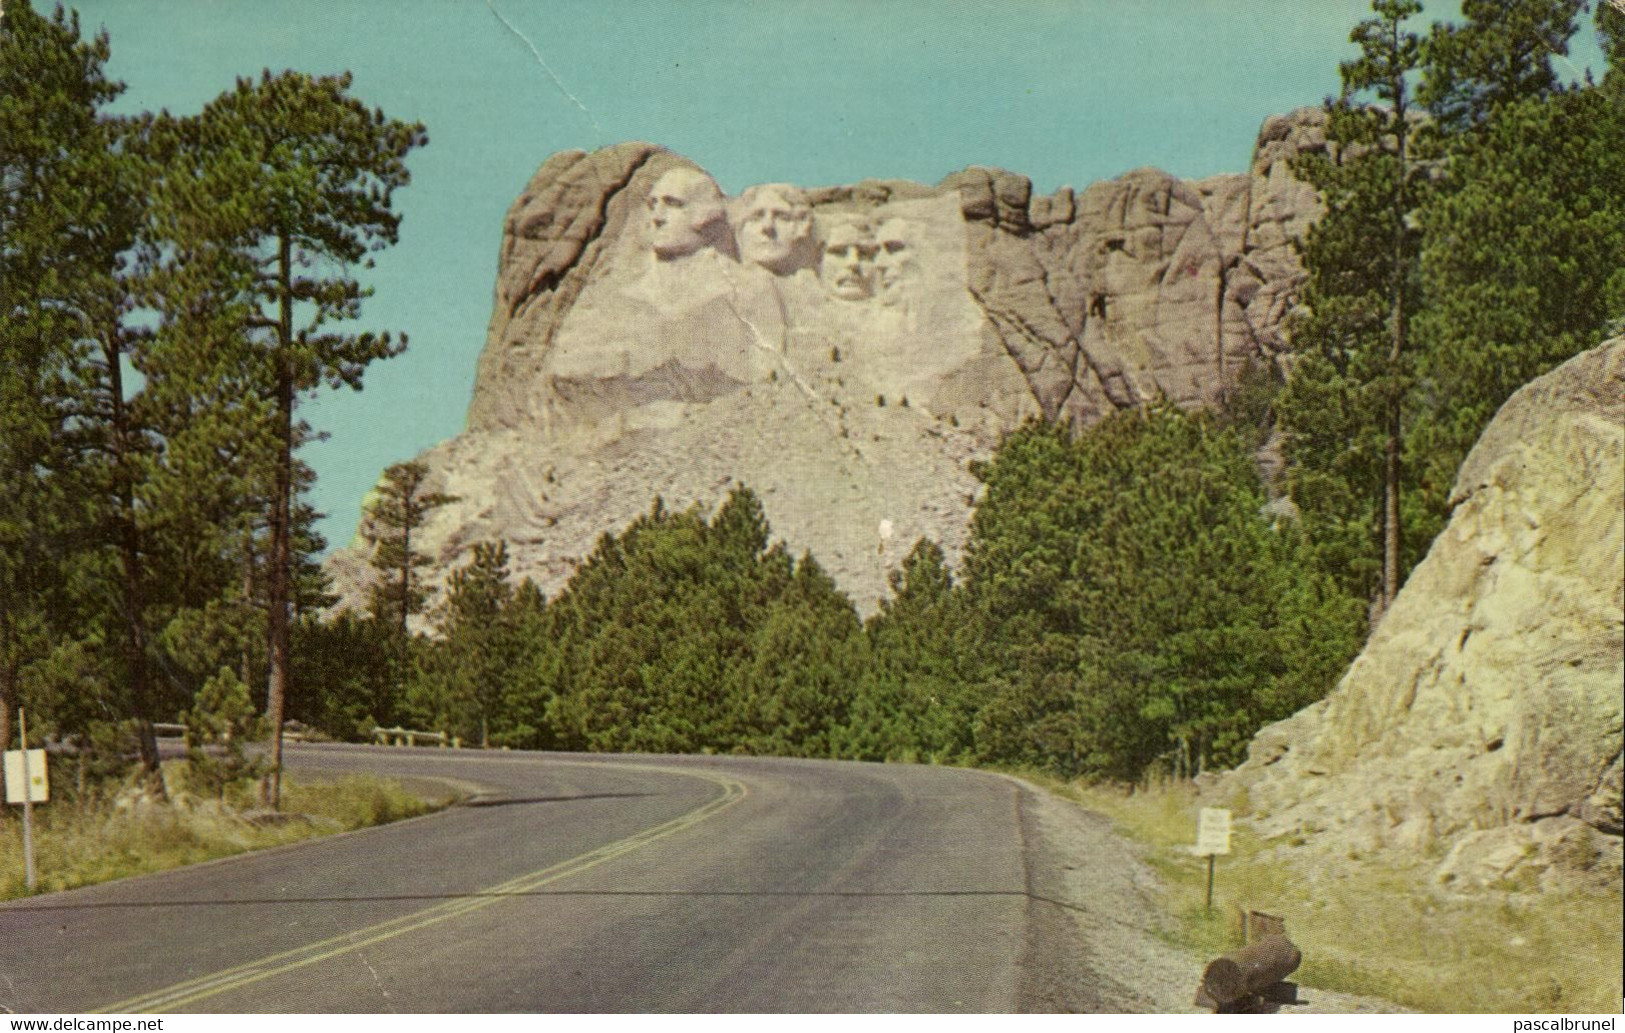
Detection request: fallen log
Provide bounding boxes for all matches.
[1200,934,1302,1007]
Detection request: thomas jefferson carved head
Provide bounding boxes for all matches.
[646,168,728,261]
[734,184,815,276]
[872,217,916,305]
[818,221,876,302]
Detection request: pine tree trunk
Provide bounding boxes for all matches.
[118,475,163,788]
[241,534,255,689]
[1383,409,1401,609]
[0,592,15,755]
[0,654,14,754]
[400,514,412,646]
[1381,54,1410,619]
[263,234,295,811]
[105,333,164,791]
[398,508,412,705]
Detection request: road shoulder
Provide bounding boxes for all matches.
[1009,776,1412,1014]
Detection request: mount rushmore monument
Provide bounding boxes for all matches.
[327,108,1329,614]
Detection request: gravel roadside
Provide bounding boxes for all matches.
[1009,775,1411,1013]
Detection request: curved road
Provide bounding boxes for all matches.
[0,745,1115,1013]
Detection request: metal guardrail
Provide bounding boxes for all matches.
[371,726,460,748]
[155,721,321,743]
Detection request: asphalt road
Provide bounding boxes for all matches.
[0,745,1108,1013]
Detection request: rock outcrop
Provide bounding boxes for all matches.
[1224,339,1625,890]
[328,108,1330,613]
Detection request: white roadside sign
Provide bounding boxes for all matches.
[4,748,49,804]
[1194,807,1231,856]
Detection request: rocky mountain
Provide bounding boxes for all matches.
[327,108,1328,614]
[1223,339,1625,890]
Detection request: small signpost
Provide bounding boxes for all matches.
[1193,807,1232,913]
[3,708,48,892]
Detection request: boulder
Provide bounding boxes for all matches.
[1225,339,1625,889]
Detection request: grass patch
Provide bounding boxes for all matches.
[0,765,447,901]
[1029,774,1622,1013]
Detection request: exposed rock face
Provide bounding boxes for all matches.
[1224,339,1625,890]
[329,108,1329,613]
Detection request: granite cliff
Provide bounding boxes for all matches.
[328,108,1328,613]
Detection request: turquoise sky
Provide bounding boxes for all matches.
[63,0,1608,553]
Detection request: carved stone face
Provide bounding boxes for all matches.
[646,168,726,260]
[819,222,875,302]
[872,218,915,304]
[736,184,814,275]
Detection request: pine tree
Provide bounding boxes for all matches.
[361,460,457,745]
[364,460,458,641]
[65,113,173,782]
[1419,0,1584,134]
[1277,0,1430,618]
[183,668,267,801]
[495,579,556,748]
[839,539,972,763]
[415,541,515,747]
[1409,3,1623,519]
[732,551,860,757]
[287,610,397,738]
[0,4,126,757]
[145,72,427,806]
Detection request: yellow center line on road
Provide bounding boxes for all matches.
[94,763,747,1014]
